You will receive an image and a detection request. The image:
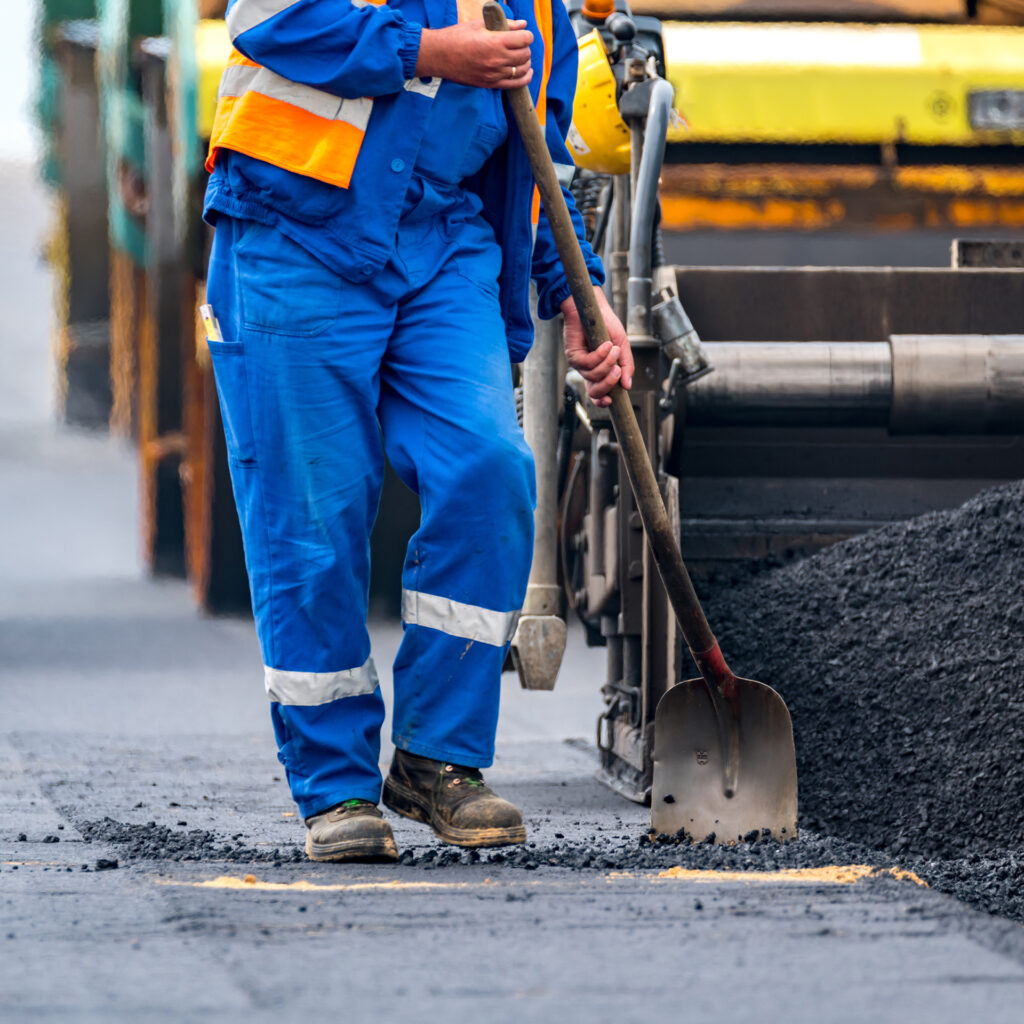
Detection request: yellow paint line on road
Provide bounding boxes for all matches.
[646,865,928,887]
[163,874,483,893]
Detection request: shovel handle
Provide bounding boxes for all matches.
[483,1,733,690]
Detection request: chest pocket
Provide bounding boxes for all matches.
[457,119,507,180]
[417,83,508,184]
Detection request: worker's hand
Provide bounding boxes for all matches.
[561,289,633,408]
[415,20,533,89]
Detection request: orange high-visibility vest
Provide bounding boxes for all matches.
[207,0,554,194]
[206,49,377,190]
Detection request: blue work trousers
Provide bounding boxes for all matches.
[206,200,535,818]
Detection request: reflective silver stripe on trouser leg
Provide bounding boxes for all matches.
[217,63,373,132]
[401,590,520,647]
[265,656,379,706]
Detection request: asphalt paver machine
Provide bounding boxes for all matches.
[509,0,1024,821]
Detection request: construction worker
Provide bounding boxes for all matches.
[203,0,632,862]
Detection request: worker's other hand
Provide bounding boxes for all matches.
[415,20,533,89]
[561,289,633,408]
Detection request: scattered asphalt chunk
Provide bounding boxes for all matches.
[395,830,879,873]
[64,812,1018,922]
[42,835,59,844]
[72,817,304,864]
[94,859,118,871]
[16,833,26,842]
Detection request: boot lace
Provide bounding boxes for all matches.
[324,798,375,820]
[443,764,487,789]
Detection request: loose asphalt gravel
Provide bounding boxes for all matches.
[46,482,1024,925]
[28,482,1024,928]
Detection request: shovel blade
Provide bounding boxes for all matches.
[652,677,798,844]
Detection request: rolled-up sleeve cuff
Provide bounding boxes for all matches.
[544,280,573,319]
[538,272,604,321]
[399,21,424,80]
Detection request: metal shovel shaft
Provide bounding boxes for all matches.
[485,6,798,842]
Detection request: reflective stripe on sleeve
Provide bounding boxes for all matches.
[227,0,304,40]
[404,76,441,99]
[555,161,576,188]
[229,0,387,38]
[402,590,521,647]
[265,656,379,706]
[218,62,373,131]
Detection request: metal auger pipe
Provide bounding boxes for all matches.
[626,77,674,342]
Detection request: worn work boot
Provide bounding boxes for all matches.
[304,799,399,862]
[382,749,527,848]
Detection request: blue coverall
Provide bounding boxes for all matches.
[205,0,603,818]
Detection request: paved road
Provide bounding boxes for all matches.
[2,162,1024,1022]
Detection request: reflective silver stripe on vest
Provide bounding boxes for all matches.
[265,656,379,706]
[402,590,520,647]
[219,62,373,132]
[404,76,441,99]
[227,0,304,40]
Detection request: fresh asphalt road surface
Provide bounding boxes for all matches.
[3,162,1024,1022]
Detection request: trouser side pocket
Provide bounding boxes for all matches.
[208,340,257,466]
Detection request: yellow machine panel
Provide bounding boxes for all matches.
[664,22,1024,146]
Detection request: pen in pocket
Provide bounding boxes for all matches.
[200,303,224,343]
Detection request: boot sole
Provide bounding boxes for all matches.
[305,832,399,863]
[382,776,527,849]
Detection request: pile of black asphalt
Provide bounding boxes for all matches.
[696,479,1024,922]
[70,482,1024,923]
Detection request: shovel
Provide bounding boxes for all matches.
[484,2,797,843]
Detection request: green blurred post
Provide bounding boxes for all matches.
[41,2,115,428]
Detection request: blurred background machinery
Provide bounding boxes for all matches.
[36,0,250,609]
[31,0,1024,650]
[641,1,1024,245]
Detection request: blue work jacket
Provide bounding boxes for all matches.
[204,0,603,362]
